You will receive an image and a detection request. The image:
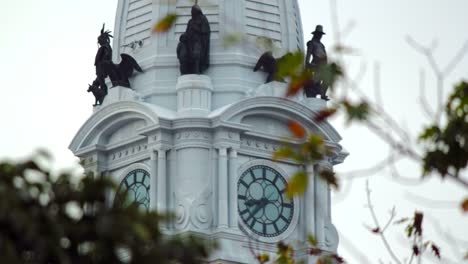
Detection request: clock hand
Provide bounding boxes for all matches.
[246,198,268,222]
[245,199,261,207]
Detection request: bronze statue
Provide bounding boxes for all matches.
[95,24,113,95]
[177,33,193,75]
[178,5,210,74]
[89,25,143,105]
[304,25,329,100]
[254,51,278,83]
[88,80,106,106]
[253,51,289,83]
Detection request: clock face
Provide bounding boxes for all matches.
[116,169,150,210]
[238,165,294,238]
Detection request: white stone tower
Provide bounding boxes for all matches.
[70,0,347,263]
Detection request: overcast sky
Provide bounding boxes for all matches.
[1,0,467,263]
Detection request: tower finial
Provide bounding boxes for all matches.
[195,0,198,5]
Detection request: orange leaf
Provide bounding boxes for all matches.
[286,76,308,97]
[314,108,337,122]
[462,198,468,213]
[288,120,306,139]
[152,14,177,33]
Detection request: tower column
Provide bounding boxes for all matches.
[217,147,228,228]
[157,148,167,213]
[314,160,332,248]
[150,150,158,211]
[305,164,315,240]
[228,148,238,228]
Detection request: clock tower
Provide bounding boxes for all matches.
[70,0,347,263]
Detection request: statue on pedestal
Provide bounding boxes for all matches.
[89,24,143,105]
[177,5,211,75]
[304,25,329,100]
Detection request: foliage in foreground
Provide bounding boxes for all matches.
[0,153,211,264]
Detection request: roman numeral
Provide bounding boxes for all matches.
[249,218,256,228]
[273,174,279,183]
[280,215,288,222]
[263,223,267,234]
[240,209,249,215]
[250,170,256,179]
[282,203,293,208]
[262,168,266,179]
[238,195,247,200]
[273,222,279,233]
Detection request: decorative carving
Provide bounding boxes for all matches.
[109,143,147,162]
[174,130,211,141]
[174,188,213,230]
[241,137,280,153]
[190,188,213,229]
[175,203,189,229]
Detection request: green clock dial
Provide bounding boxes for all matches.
[238,165,294,237]
[116,169,150,210]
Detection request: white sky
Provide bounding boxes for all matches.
[0,0,467,263]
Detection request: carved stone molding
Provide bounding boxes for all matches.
[174,188,213,231]
[109,143,148,162]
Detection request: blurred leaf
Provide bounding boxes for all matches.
[462,198,468,213]
[412,245,420,256]
[310,248,322,255]
[315,62,343,89]
[288,120,306,139]
[319,169,339,189]
[152,13,177,33]
[394,217,409,225]
[314,108,337,122]
[431,244,441,259]
[256,253,270,264]
[222,33,244,48]
[256,36,275,51]
[286,74,309,97]
[343,100,370,124]
[308,234,318,247]
[413,211,424,236]
[273,147,295,161]
[419,81,468,178]
[286,171,307,199]
[276,51,304,79]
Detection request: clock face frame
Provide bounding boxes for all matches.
[237,164,295,240]
[116,169,150,210]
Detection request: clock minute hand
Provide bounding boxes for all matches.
[246,198,268,222]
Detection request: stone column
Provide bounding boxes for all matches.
[314,160,332,248]
[157,148,167,213]
[218,147,228,228]
[228,149,238,228]
[150,150,158,211]
[305,164,315,240]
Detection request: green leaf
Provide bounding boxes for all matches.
[286,171,308,198]
[343,100,370,124]
[308,234,318,247]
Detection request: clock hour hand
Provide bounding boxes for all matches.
[246,198,268,221]
[245,199,262,207]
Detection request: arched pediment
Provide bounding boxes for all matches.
[69,101,160,154]
[216,96,342,143]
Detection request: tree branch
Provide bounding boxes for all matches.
[366,181,403,264]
